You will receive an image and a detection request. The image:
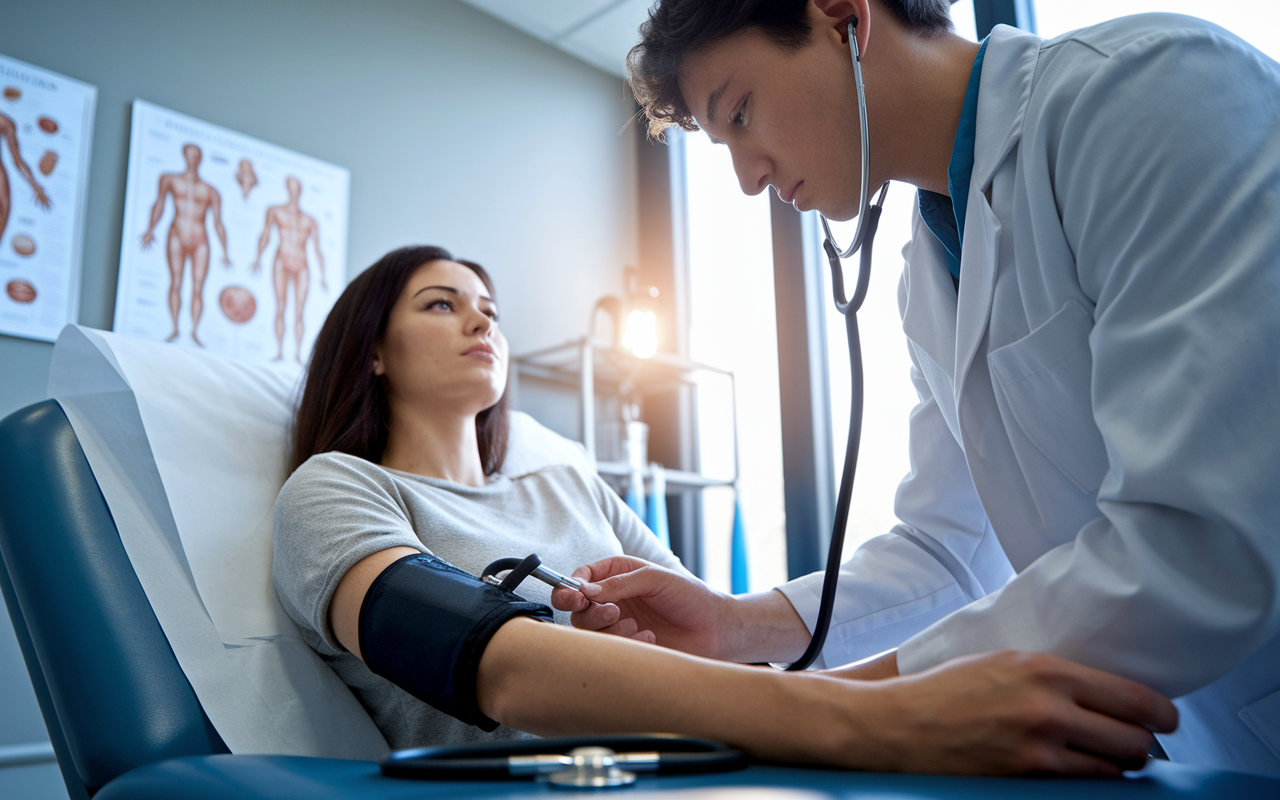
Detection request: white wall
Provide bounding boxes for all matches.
[0,1,638,795]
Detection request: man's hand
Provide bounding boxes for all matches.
[838,650,1178,776]
[140,231,155,250]
[552,556,812,663]
[551,556,735,658]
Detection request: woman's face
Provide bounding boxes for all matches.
[374,259,508,417]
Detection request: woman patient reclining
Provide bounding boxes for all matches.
[273,245,1175,775]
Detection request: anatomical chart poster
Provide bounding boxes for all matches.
[0,54,96,343]
[115,100,349,365]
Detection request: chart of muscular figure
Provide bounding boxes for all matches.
[0,53,96,342]
[115,100,349,364]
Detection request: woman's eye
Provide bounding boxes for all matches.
[732,97,748,126]
[485,309,499,321]
[425,299,453,311]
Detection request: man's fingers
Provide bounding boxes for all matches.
[1060,706,1157,768]
[1041,747,1126,778]
[1061,662,1178,733]
[569,602,620,631]
[574,555,651,583]
[597,616,640,639]
[550,585,589,612]
[591,566,673,605]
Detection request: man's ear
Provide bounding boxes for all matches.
[811,0,872,54]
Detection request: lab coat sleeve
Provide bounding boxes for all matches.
[776,323,1015,668]
[897,26,1280,696]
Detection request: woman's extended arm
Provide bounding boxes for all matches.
[330,548,1175,776]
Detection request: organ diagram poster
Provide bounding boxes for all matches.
[0,54,96,343]
[115,100,349,364]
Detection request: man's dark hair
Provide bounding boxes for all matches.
[290,245,509,475]
[628,0,954,138]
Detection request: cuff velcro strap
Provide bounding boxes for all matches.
[358,553,553,730]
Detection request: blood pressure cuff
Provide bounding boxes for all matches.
[357,552,554,730]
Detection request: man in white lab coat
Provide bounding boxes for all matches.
[556,0,1280,778]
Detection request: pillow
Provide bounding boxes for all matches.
[501,411,594,479]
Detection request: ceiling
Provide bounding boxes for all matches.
[457,0,653,78]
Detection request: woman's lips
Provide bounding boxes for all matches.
[463,344,497,362]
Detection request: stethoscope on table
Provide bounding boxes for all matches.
[382,734,749,788]
[399,16,884,786]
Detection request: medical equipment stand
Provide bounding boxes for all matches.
[513,337,740,572]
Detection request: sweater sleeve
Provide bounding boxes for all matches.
[272,453,428,654]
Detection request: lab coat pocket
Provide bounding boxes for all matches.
[988,302,1108,494]
[1240,688,1280,761]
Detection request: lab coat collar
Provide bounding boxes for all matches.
[901,25,1041,395]
[952,25,1042,400]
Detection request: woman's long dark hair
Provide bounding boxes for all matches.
[290,245,509,475]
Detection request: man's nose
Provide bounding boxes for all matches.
[729,145,770,197]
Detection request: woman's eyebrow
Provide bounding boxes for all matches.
[413,285,493,304]
[414,285,458,298]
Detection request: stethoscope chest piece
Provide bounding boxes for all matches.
[381,734,749,785]
[545,746,636,789]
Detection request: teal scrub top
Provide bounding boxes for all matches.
[917,38,989,283]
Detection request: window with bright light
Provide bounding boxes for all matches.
[680,129,790,594]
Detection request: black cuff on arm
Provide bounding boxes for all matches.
[358,553,554,730]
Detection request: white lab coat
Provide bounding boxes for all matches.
[777,15,1280,776]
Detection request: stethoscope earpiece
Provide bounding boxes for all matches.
[839,15,859,45]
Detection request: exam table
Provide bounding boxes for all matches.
[3,388,1279,798]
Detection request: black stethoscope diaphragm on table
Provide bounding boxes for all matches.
[381,734,749,788]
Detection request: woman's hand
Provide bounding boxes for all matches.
[551,555,812,663]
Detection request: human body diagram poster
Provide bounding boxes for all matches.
[116,100,349,364]
[0,54,96,343]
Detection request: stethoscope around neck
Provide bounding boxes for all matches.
[478,20,886,674]
[786,15,889,671]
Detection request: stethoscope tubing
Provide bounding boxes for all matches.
[380,734,750,780]
[784,18,888,672]
[819,19,875,263]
